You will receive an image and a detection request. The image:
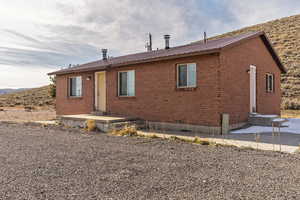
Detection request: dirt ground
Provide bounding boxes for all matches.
[0,107,56,122]
[0,123,299,200]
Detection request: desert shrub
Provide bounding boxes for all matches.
[86,119,96,131]
[282,84,292,90]
[193,137,211,145]
[49,76,56,98]
[282,98,300,110]
[24,106,35,112]
[170,136,182,141]
[111,125,138,136]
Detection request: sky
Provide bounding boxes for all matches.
[1,0,300,88]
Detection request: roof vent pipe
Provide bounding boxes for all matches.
[146,33,153,51]
[164,34,170,49]
[102,49,108,60]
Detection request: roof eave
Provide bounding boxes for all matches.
[47,48,221,76]
[220,31,287,74]
[259,34,287,73]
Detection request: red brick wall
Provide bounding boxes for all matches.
[106,54,221,126]
[56,72,95,115]
[220,37,282,125]
[55,36,282,127]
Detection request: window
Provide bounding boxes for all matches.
[266,73,274,93]
[177,63,197,88]
[118,70,135,96]
[69,76,82,97]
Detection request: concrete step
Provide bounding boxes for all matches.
[60,114,145,132]
[248,113,279,126]
[109,120,145,131]
[91,111,107,116]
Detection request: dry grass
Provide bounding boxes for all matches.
[85,119,97,131]
[0,107,56,122]
[281,110,300,118]
[111,125,138,136]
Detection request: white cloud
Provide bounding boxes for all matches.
[54,0,189,52]
[0,65,52,88]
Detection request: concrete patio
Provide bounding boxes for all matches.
[59,114,142,132]
[138,130,300,153]
[140,118,300,153]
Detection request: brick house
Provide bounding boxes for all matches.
[48,31,286,134]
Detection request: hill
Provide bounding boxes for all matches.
[0,85,54,108]
[209,14,300,109]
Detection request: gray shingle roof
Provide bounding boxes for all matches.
[49,31,286,75]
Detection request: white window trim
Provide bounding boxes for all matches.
[266,73,274,93]
[118,70,135,97]
[177,63,197,88]
[69,76,83,97]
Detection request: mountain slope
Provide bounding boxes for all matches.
[210,14,300,109]
[0,88,29,95]
[0,85,54,108]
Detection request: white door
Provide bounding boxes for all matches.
[249,65,256,113]
[95,72,106,112]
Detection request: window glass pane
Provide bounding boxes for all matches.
[271,75,274,92]
[268,75,272,92]
[187,63,196,87]
[119,72,128,96]
[69,78,73,96]
[178,65,187,87]
[71,78,76,96]
[127,70,135,96]
[76,77,82,96]
[266,74,274,93]
[70,77,82,97]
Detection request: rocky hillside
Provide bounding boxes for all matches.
[0,85,54,108]
[211,14,300,109]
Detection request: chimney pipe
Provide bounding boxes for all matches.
[147,33,152,51]
[164,34,170,49]
[102,49,108,60]
[204,31,207,43]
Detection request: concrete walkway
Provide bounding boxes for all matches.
[137,130,299,154]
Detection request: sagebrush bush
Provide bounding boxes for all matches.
[86,119,96,131]
[111,125,138,136]
[282,98,300,110]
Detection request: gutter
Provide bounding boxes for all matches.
[48,49,221,76]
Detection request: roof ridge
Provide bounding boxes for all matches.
[49,31,281,75]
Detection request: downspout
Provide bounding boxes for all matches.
[216,51,223,134]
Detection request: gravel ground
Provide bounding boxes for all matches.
[0,108,55,122]
[0,123,300,200]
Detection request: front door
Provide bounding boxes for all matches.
[96,72,106,112]
[249,65,256,113]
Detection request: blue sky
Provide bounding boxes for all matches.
[1,0,300,88]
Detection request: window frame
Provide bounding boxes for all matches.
[68,76,83,97]
[117,70,135,97]
[176,63,197,88]
[266,73,275,93]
